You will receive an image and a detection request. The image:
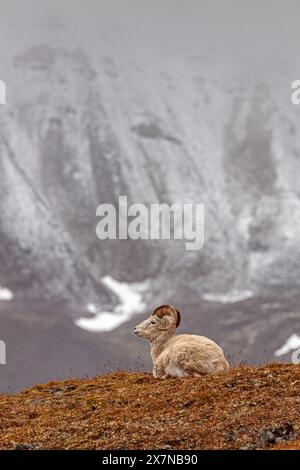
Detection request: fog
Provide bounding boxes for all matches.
[0,0,299,76]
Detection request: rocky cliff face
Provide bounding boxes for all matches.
[1,44,300,302]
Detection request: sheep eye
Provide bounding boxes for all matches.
[150,321,156,325]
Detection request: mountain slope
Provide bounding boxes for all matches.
[2,45,300,302]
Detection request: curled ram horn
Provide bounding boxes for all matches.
[152,305,181,328]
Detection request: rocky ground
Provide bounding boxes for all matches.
[0,364,299,450]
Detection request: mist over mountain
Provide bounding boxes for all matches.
[2,42,300,298]
[1,0,300,392]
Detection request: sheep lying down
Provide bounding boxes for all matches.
[134,305,229,378]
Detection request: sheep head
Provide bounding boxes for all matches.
[134,305,181,341]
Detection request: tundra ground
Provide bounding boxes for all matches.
[0,364,299,450]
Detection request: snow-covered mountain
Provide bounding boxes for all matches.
[1,43,300,303]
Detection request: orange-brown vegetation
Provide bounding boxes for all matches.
[0,364,299,450]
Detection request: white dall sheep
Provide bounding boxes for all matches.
[134,305,229,378]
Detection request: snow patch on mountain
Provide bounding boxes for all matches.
[274,334,300,356]
[0,286,14,301]
[74,276,148,332]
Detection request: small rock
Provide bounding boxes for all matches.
[277,422,294,437]
[165,439,182,446]
[261,423,294,445]
[30,398,44,405]
[261,430,276,444]
[66,385,77,392]
[135,377,145,384]
[15,444,35,450]
[181,400,194,409]
[224,431,235,443]
[239,443,256,450]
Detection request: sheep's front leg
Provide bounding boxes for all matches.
[152,364,165,379]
